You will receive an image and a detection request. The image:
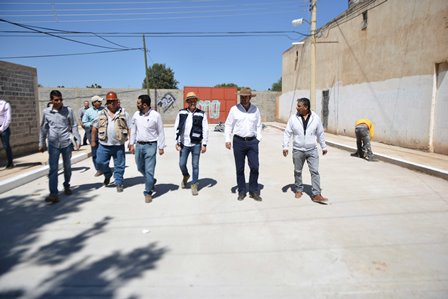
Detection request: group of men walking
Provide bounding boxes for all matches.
[36,88,342,205]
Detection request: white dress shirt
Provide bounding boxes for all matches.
[0,100,12,134]
[130,109,166,149]
[224,103,262,143]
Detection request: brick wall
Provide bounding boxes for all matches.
[0,61,40,160]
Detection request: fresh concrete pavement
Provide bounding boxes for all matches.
[0,125,447,298]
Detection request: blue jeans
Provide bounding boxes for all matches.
[48,144,72,195]
[292,148,321,196]
[232,136,259,194]
[0,127,13,164]
[179,144,201,184]
[135,142,157,196]
[96,144,126,186]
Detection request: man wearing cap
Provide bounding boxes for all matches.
[224,87,262,201]
[129,94,165,203]
[91,91,130,193]
[82,95,104,176]
[78,100,90,146]
[39,90,81,203]
[282,97,328,204]
[174,91,209,196]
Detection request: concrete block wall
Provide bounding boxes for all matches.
[39,88,280,125]
[0,61,40,160]
[38,88,184,125]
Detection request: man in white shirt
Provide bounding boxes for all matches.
[282,97,328,204]
[0,98,14,168]
[129,94,166,203]
[224,87,262,201]
[174,92,209,196]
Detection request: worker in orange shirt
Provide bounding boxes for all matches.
[351,118,374,161]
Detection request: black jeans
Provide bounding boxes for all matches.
[0,127,13,164]
[232,136,260,194]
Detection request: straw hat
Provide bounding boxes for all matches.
[185,91,199,101]
[239,87,256,97]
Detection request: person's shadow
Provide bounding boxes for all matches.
[123,177,178,199]
[197,178,217,191]
[152,183,178,198]
[231,183,265,194]
[281,183,313,197]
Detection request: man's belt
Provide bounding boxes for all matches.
[137,141,157,144]
[234,135,256,141]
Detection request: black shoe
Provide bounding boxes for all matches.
[45,194,59,203]
[350,152,359,157]
[104,176,111,186]
[249,193,262,201]
[5,162,14,169]
[116,185,124,192]
[237,193,246,201]
[64,187,72,195]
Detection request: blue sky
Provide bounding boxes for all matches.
[0,0,347,91]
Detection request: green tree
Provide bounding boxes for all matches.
[271,77,282,92]
[87,83,102,88]
[215,83,239,89]
[142,63,178,89]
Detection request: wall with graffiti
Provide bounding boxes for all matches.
[39,87,279,125]
[183,86,237,124]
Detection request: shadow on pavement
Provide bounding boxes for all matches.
[33,242,168,299]
[0,193,168,298]
[281,184,313,197]
[0,194,94,277]
[153,183,178,198]
[33,216,113,265]
[197,178,217,191]
[230,183,265,194]
[71,166,90,173]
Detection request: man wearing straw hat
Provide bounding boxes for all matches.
[224,87,262,201]
[174,91,209,196]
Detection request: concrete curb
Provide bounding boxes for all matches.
[0,152,90,195]
[267,124,448,181]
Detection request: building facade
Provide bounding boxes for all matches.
[280,0,448,154]
[0,61,40,160]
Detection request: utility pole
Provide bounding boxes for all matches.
[310,0,317,111]
[142,34,155,110]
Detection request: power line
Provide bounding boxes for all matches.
[0,18,134,50]
[1,0,304,13]
[0,5,299,18]
[0,48,141,59]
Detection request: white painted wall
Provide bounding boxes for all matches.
[279,75,435,151]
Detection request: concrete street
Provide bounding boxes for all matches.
[1,126,448,298]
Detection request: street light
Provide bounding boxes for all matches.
[291,18,310,26]
[291,0,317,111]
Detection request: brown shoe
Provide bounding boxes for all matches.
[311,194,328,204]
[94,171,103,177]
[295,191,303,199]
[145,194,153,203]
[45,194,59,203]
[191,183,198,196]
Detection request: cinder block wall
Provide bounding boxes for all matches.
[0,61,40,160]
[39,88,280,125]
[38,88,184,125]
